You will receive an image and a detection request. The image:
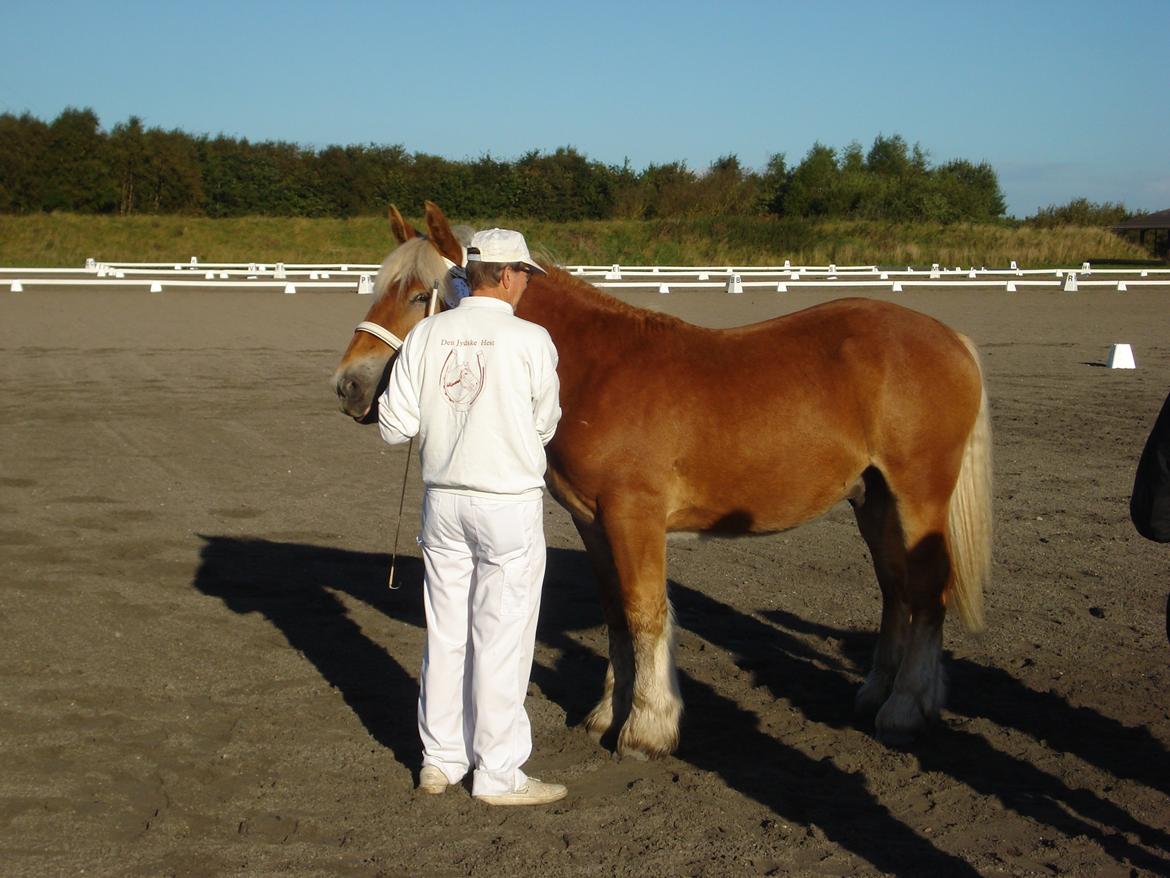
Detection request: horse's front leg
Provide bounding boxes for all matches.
[574,518,634,748]
[599,503,681,760]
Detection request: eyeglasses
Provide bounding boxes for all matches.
[511,265,534,276]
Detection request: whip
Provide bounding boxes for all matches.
[387,282,441,590]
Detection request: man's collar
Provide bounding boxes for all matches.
[459,296,514,313]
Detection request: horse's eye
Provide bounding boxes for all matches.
[412,292,429,304]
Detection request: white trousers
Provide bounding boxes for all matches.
[417,490,546,796]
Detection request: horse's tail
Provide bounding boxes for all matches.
[946,335,993,632]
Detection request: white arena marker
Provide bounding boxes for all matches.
[1010,260,1018,270]
[114,271,125,279]
[930,263,940,279]
[727,274,744,294]
[658,283,670,294]
[783,259,791,270]
[968,269,977,279]
[321,272,330,279]
[190,256,198,265]
[205,271,215,280]
[1006,281,1017,293]
[879,272,889,280]
[1117,282,1127,292]
[219,271,229,279]
[340,264,349,272]
[10,281,23,292]
[698,272,709,281]
[1063,273,1078,292]
[604,264,621,280]
[652,266,659,274]
[284,283,297,295]
[790,271,800,280]
[274,263,287,280]
[357,274,373,295]
[891,282,903,293]
[86,257,96,270]
[1081,261,1091,274]
[1108,344,1136,369]
[1141,270,1148,277]
[150,282,162,293]
[776,282,787,293]
[309,272,319,280]
[173,263,183,271]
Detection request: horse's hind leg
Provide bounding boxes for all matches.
[574,518,634,747]
[597,501,680,760]
[874,502,952,745]
[850,468,911,716]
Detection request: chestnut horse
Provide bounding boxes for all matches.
[334,202,992,757]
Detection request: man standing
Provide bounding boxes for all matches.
[377,228,565,805]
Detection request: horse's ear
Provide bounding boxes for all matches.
[388,205,420,244]
[424,201,464,266]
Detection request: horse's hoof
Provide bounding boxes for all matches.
[854,673,893,717]
[584,705,614,743]
[875,692,926,746]
[616,712,679,760]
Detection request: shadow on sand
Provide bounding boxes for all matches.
[193,535,1168,874]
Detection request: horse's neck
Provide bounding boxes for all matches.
[517,274,686,362]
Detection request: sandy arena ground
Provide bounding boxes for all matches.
[1,276,1168,877]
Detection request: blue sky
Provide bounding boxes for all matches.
[2,0,1166,217]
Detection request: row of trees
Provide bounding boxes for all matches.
[0,107,1032,223]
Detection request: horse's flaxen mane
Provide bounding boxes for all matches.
[536,265,693,334]
[374,237,447,299]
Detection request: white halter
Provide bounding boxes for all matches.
[353,246,466,351]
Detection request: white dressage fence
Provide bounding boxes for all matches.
[2,258,1168,297]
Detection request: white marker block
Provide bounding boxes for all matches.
[1141,270,1148,277]
[891,282,903,292]
[150,282,162,293]
[1063,273,1078,292]
[968,269,977,279]
[828,263,837,274]
[1006,281,1017,292]
[604,264,621,280]
[258,264,267,273]
[783,259,791,270]
[1010,260,1018,270]
[321,272,330,279]
[190,256,198,265]
[114,271,125,279]
[284,283,296,295]
[1117,282,1127,292]
[248,263,259,273]
[698,272,709,281]
[1081,261,1091,274]
[173,264,183,271]
[930,263,940,279]
[658,283,670,294]
[1054,270,1063,278]
[205,271,215,280]
[775,283,787,293]
[790,271,800,280]
[309,272,319,280]
[727,274,744,294]
[274,263,287,280]
[97,266,109,278]
[220,271,229,279]
[10,281,23,292]
[357,274,373,295]
[879,272,888,280]
[1107,343,1135,369]
[652,267,660,274]
[573,266,584,275]
[340,264,349,272]
[86,258,96,270]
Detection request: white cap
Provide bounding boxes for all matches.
[467,228,546,275]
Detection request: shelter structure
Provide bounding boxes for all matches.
[1113,208,1170,258]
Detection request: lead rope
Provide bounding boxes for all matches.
[387,282,441,590]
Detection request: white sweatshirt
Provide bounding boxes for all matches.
[378,296,561,498]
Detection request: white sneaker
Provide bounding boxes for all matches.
[418,765,449,795]
[475,778,567,807]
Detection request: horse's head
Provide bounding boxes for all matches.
[333,201,468,422]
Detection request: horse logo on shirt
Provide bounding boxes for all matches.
[441,349,487,411]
